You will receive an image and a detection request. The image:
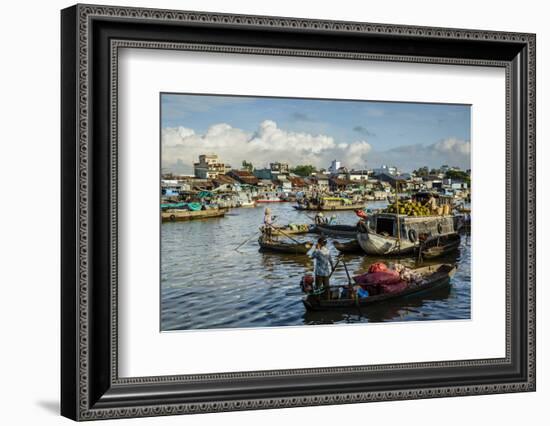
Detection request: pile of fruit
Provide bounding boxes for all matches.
[384,200,433,216]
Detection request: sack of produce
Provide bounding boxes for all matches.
[380,280,408,294]
[368,262,388,273]
[361,284,380,296]
[353,270,400,285]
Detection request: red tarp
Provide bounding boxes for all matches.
[353,269,408,295]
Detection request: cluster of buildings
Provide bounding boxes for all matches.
[162,153,470,201]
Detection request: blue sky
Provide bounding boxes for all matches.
[161,93,471,174]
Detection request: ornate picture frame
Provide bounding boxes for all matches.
[61,4,535,421]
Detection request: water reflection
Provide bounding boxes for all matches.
[303,285,453,324]
[161,201,471,331]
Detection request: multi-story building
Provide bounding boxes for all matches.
[328,160,341,174]
[372,164,399,177]
[193,154,231,179]
[348,169,372,181]
[253,168,274,180]
[269,162,289,176]
[254,162,290,180]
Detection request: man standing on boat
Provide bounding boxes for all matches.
[309,237,335,300]
[263,208,276,241]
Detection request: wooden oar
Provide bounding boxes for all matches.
[340,256,364,314]
[234,230,259,251]
[340,256,353,285]
[328,257,341,279]
[267,223,303,245]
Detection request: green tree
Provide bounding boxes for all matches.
[291,164,317,177]
[413,166,429,177]
[241,160,254,171]
[445,169,471,185]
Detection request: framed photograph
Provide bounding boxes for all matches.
[61,4,536,421]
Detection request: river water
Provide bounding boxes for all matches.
[161,201,471,331]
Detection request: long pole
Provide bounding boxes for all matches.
[341,256,352,285]
[234,230,259,251]
[267,222,302,244]
[328,258,341,279]
[396,181,401,251]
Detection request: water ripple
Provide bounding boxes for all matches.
[161,202,471,330]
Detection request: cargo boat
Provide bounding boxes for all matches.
[356,213,456,256]
[161,208,226,222]
[302,264,456,311]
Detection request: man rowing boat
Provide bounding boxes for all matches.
[309,237,335,300]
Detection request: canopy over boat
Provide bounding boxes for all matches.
[160,202,202,211]
[356,213,457,256]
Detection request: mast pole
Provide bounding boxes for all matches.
[396,180,401,251]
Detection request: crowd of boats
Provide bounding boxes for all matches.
[160,191,371,222]
[161,188,470,312]
[255,191,469,312]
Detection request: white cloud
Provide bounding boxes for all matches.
[433,137,471,156]
[366,137,471,171]
[162,120,372,174]
[162,121,469,175]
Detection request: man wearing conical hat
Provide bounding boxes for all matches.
[263,207,276,241]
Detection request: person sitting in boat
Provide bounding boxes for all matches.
[263,208,277,241]
[309,237,335,300]
[314,212,327,225]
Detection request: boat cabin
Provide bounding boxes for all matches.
[368,213,456,240]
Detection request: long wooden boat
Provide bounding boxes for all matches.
[258,237,313,254]
[302,264,456,311]
[239,200,257,208]
[294,203,365,211]
[316,223,358,238]
[256,193,283,203]
[261,224,311,236]
[421,233,461,259]
[294,197,365,211]
[333,239,363,253]
[161,208,225,222]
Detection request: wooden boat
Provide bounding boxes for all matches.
[261,224,311,236]
[421,233,461,259]
[316,223,358,238]
[356,213,456,256]
[256,193,283,203]
[333,239,363,253]
[294,197,365,211]
[258,237,313,254]
[453,213,471,233]
[302,264,456,311]
[161,208,225,222]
